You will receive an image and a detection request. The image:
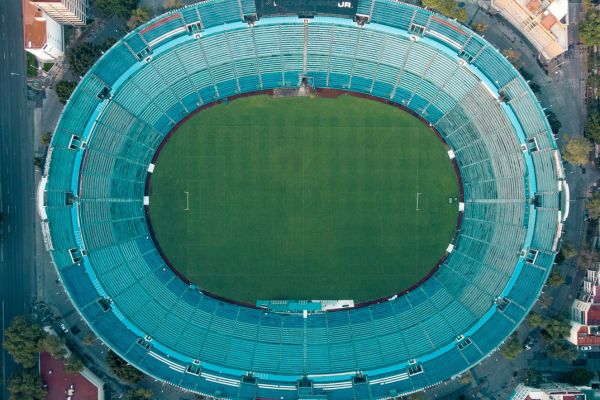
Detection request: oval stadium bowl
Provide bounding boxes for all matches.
[39,0,567,398]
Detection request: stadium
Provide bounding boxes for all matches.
[38,0,569,398]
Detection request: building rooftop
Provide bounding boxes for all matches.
[491,0,568,59]
[512,383,586,400]
[22,0,47,50]
[39,352,104,400]
[587,304,600,325]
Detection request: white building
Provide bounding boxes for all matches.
[511,383,586,400]
[30,0,87,26]
[491,0,568,60]
[568,265,600,349]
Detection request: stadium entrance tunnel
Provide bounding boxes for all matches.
[40,2,567,399]
[147,92,462,305]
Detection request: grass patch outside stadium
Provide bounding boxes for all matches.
[148,94,459,304]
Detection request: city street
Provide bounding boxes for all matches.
[0,0,36,397]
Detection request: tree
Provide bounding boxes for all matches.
[41,131,52,146]
[547,270,565,288]
[580,10,600,46]
[127,7,151,30]
[545,111,561,135]
[587,192,600,220]
[524,369,542,387]
[575,242,596,272]
[66,42,102,76]
[528,311,545,329]
[562,368,594,386]
[562,137,590,166]
[38,334,66,359]
[100,37,117,52]
[2,316,45,368]
[83,333,96,346]
[500,333,522,360]
[589,74,600,88]
[537,292,552,309]
[106,351,144,383]
[542,318,571,341]
[560,241,577,260]
[64,354,85,374]
[502,49,523,67]
[92,0,139,18]
[585,112,600,143]
[34,156,44,171]
[8,370,47,400]
[471,23,487,33]
[123,388,154,400]
[55,81,77,104]
[458,371,472,384]
[421,0,467,21]
[547,341,577,361]
[163,0,183,10]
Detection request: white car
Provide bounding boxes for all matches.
[580,346,592,351]
[59,323,69,333]
[523,334,536,350]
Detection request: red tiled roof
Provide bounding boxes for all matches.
[577,335,600,345]
[541,13,558,29]
[592,288,600,302]
[587,304,600,325]
[40,352,99,400]
[526,0,541,11]
[22,0,46,49]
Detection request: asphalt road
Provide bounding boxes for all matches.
[0,0,36,397]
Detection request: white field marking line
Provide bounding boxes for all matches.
[416,192,421,211]
[184,191,190,211]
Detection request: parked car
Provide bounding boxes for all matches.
[580,346,592,351]
[523,333,537,350]
[59,322,69,333]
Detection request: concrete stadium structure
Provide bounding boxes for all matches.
[38,0,568,398]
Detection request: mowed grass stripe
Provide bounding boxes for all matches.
[149,95,459,303]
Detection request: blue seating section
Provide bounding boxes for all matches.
[140,13,186,45]
[93,42,138,86]
[41,0,564,399]
[196,0,245,28]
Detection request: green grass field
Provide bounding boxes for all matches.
[149,95,459,303]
